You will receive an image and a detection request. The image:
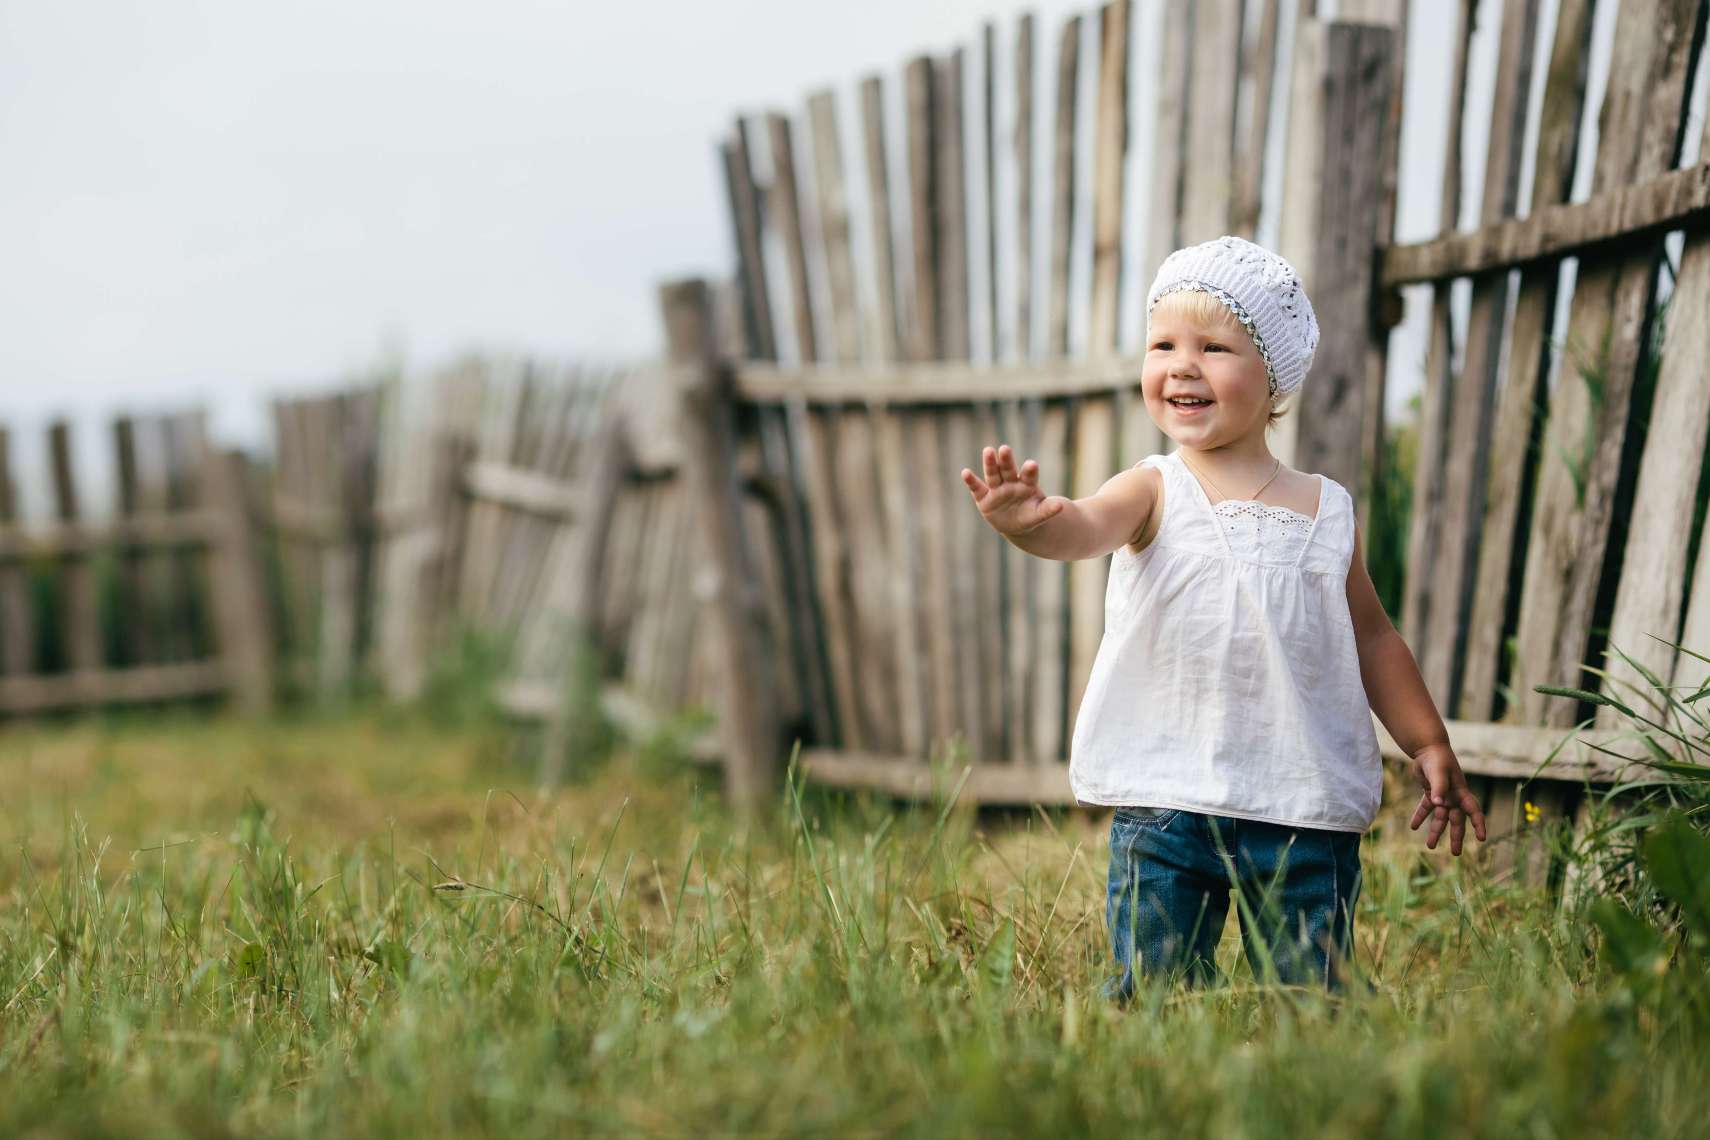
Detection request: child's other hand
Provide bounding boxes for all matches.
[1407,742,1487,855]
[961,443,1070,537]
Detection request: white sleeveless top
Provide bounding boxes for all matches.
[1067,449,1383,832]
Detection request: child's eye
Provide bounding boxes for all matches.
[1206,343,1224,352]
[1150,341,1171,351]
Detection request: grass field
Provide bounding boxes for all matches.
[1,706,1707,1138]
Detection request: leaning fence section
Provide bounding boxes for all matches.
[361,356,713,778]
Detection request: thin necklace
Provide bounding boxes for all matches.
[1180,451,1281,504]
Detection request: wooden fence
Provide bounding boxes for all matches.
[0,359,711,787]
[0,413,271,715]
[365,357,715,779]
[674,0,1710,876]
[1388,0,1710,876]
[7,0,1708,889]
[691,0,1402,807]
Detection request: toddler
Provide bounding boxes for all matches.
[960,235,1486,996]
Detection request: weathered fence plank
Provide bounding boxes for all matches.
[983,20,1000,362]
[1068,0,1130,738]
[1012,12,1035,362]
[1032,400,1070,765]
[723,120,775,363]
[756,405,835,746]
[872,404,928,755]
[1178,0,1240,246]
[807,90,861,366]
[1004,396,1041,765]
[662,279,784,811]
[1086,0,1129,357]
[0,430,32,676]
[1417,0,1541,716]
[1145,0,1189,278]
[971,398,1007,758]
[50,422,102,675]
[906,56,940,363]
[1231,0,1281,240]
[1292,22,1393,511]
[937,49,970,364]
[859,75,904,364]
[908,407,959,750]
[200,448,274,713]
[834,405,902,751]
[767,112,819,365]
[112,418,151,666]
[1045,14,1080,358]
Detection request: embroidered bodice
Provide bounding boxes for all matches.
[1208,498,1317,564]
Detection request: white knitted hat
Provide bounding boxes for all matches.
[1145,235,1319,404]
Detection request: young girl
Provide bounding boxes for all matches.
[959,235,1487,996]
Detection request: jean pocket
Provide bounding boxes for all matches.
[1113,806,1180,830]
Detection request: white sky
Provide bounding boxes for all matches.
[3,0,1663,519]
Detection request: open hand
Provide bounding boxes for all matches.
[1408,742,1487,855]
[961,444,1070,537]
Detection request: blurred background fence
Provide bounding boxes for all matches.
[1,0,1707,894]
[0,359,716,785]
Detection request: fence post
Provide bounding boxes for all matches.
[1282,20,1395,524]
[539,417,631,788]
[660,278,783,815]
[0,428,33,677]
[201,447,275,714]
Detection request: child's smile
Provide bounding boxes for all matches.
[1143,299,1272,443]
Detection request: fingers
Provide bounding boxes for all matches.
[960,467,989,501]
[996,444,1038,486]
[1408,791,1439,844]
[993,443,1039,486]
[1411,792,1482,856]
[1463,790,1488,843]
[1425,765,1450,811]
[973,444,1042,492]
[1426,802,1449,850]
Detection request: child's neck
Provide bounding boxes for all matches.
[1175,434,1281,484]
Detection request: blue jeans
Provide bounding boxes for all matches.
[1102,806,1362,998]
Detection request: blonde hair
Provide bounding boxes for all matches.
[1148,290,1290,428]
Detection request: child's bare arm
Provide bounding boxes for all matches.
[1346,523,1487,855]
[960,444,1156,561]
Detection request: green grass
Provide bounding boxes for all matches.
[1,709,1708,1138]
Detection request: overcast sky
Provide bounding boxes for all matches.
[4,0,1672,518]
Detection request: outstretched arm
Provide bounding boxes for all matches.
[961,444,1156,562]
[1346,522,1487,855]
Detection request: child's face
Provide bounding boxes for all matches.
[1142,296,1272,446]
